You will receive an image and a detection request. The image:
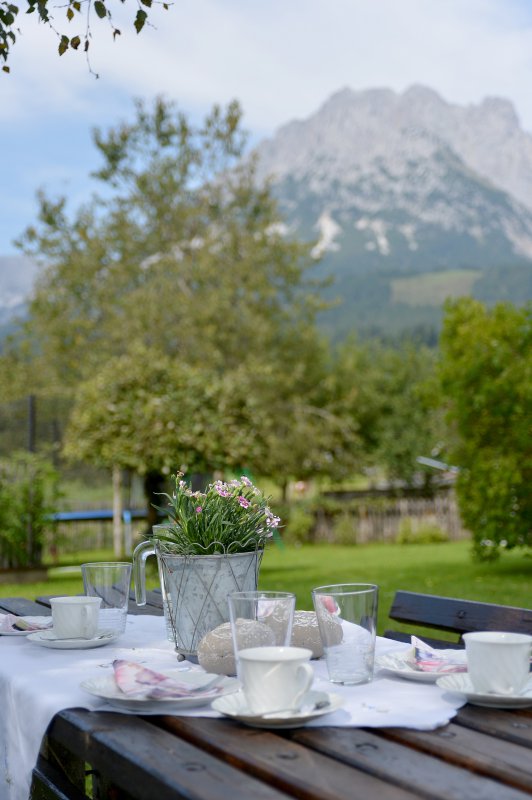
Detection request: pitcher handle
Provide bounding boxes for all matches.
[132,539,155,606]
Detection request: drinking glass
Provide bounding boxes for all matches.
[228,590,296,678]
[81,562,132,635]
[312,583,378,685]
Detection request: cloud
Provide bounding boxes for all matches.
[4,0,532,132]
[2,0,532,253]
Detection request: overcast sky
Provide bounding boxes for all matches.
[2,0,532,256]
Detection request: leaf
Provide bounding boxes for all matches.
[73,0,80,9]
[2,65,9,73]
[134,8,147,33]
[112,26,120,39]
[140,0,152,6]
[66,7,74,20]
[84,37,89,51]
[58,34,69,55]
[94,0,106,18]
[70,34,81,49]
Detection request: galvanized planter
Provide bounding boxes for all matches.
[134,539,262,660]
[159,549,262,660]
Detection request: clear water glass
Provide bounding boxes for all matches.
[312,583,378,685]
[81,561,132,636]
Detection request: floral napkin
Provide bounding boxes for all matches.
[112,659,225,699]
[406,635,467,673]
[0,614,53,633]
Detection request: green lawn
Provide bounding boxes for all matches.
[390,269,481,307]
[1,540,530,639]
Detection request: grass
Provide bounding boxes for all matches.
[1,540,530,639]
[258,539,532,639]
[391,269,481,307]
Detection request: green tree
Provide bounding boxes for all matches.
[15,98,358,546]
[18,98,318,386]
[439,298,531,559]
[332,337,445,486]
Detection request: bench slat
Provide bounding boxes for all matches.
[388,591,532,640]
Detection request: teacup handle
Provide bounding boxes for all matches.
[293,663,314,705]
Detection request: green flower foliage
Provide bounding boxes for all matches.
[440,298,531,559]
[152,473,280,555]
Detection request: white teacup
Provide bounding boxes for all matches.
[50,596,102,640]
[238,645,314,715]
[463,631,532,695]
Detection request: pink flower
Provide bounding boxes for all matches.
[240,476,252,487]
[238,496,250,508]
[195,506,203,513]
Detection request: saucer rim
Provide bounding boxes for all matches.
[211,689,343,726]
[436,673,532,707]
[33,628,116,642]
[27,629,119,649]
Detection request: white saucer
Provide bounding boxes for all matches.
[27,629,119,649]
[0,616,53,636]
[376,648,467,683]
[81,670,239,712]
[436,673,532,708]
[211,690,344,728]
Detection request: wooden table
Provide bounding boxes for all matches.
[2,596,532,800]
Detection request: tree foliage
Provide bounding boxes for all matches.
[331,337,445,485]
[439,297,531,559]
[19,99,318,384]
[0,451,60,568]
[16,98,359,494]
[0,0,167,74]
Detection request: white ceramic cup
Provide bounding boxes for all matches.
[463,631,532,695]
[50,596,102,639]
[238,645,314,715]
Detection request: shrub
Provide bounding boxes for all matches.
[283,503,315,545]
[0,451,61,569]
[332,512,358,545]
[396,517,449,545]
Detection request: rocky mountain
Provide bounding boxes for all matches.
[2,86,532,343]
[254,85,532,339]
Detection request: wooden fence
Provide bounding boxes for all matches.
[310,488,467,545]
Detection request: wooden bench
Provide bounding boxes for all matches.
[384,590,532,648]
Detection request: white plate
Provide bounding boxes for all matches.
[27,629,119,649]
[375,649,467,683]
[0,616,53,636]
[436,673,532,708]
[211,690,344,729]
[81,670,240,711]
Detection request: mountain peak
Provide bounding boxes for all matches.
[479,95,520,128]
[252,83,532,339]
[256,84,532,214]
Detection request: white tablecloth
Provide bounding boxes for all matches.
[0,615,465,800]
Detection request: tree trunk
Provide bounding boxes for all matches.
[112,464,123,557]
[143,470,167,537]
